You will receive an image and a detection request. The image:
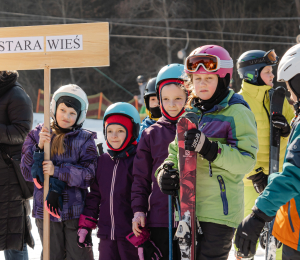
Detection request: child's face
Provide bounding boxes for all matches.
[260,66,274,87]
[106,124,127,149]
[56,103,78,129]
[193,74,218,100]
[161,84,186,117]
[286,82,297,102]
[149,96,159,108]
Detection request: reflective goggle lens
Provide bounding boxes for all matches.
[266,50,278,63]
[186,55,218,72]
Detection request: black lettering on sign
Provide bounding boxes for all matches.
[33,40,42,50]
[65,39,72,49]
[24,40,32,51]
[6,41,13,51]
[47,39,59,50]
[14,41,23,51]
[0,41,4,51]
[61,39,64,49]
[73,35,80,49]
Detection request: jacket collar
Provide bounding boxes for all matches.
[240,80,272,102]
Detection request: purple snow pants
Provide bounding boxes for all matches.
[99,239,138,260]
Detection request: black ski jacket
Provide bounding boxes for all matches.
[0,78,34,250]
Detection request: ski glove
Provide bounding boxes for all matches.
[77,214,97,248]
[235,206,275,257]
[247,167,268,194]
[31,151,44,189]
[184,129,218,162]
[272,112,291,137]
[140,240,163,260]
[157,162,179,196]
[44,177,66,219]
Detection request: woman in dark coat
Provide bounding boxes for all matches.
[0,71,34,260]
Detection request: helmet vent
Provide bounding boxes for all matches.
[290,53,297,56]
[284,64,292,71]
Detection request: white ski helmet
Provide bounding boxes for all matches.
[277,44,300,82]
[50,84,89,127]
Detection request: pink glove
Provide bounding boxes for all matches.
[77,214,97,248]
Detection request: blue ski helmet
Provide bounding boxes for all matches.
[103,102,141,139]
[237,50,279,84]
[155,63,185,100]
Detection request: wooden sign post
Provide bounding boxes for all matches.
[0,23,109,260]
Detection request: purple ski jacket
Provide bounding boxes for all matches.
[131,116,176,228]
[82,146,137,240]
[21,124,98,222]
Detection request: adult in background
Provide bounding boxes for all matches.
[0,70,34,260]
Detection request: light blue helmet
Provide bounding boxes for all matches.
[155,63,185,99]
[103,102,141,139]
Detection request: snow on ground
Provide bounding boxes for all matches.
[0,113,266,259]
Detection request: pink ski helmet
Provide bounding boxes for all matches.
[185,45,233,79]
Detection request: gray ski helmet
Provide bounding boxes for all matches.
[237,50,278,84]
[136,75,146,83]
[144,77,157,110]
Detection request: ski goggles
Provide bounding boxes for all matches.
[238,49,279,69]
[185,54,233,73]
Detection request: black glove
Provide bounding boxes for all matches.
[141,240,163,260]
[45,177,66,218]
[184,129,218,162]
[157,162,179,196]
[235,206,275,257]
[272,112,291,137]
[247,167,268,194]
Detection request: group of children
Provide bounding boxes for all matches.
[19,43,300,260]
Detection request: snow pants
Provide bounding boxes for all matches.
[282,244,300,259]
[98,239,138,260]
[35,218,94,260]
[196,222,235,260]
[149,227,181,260]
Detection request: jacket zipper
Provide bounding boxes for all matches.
[217,175,228,215]
[110,159,119,240]
[288,201,295,232]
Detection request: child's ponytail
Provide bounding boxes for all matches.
[185,73,197,109]
[50,121,67,158]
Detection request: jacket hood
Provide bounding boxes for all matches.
[239,80,272,103]
[187,89,251,114]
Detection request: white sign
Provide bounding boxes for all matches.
[46,35,83,52]
[0,36,44,53]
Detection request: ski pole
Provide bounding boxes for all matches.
[168,195,173,260]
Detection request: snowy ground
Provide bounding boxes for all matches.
[0,113,266,259]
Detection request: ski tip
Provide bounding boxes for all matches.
[179,112,199,125]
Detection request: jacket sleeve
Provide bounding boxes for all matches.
[213,105,258,176]
[21,129,39,182]
[155,136,179,178]
[283,98,295,125]
[0,87,33,145]
[53,137,97,189]
[256,137,300,217]
[82,174,101,220]
[131,131,153,214]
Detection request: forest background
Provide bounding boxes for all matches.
[1,0,300,110]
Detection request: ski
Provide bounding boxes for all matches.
[175,112,198,260]
[264,86,286,260]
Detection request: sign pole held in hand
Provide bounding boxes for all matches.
[0,22,109,260]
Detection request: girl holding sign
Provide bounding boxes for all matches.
[21,84,98,260]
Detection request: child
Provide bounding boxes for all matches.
[237,49,294,260]
[131,64,188,260]
[137,77,162,142]
[77,102,141,260]
[235,44,300,260]
[21,84,98,260]
[156,45,259,260]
